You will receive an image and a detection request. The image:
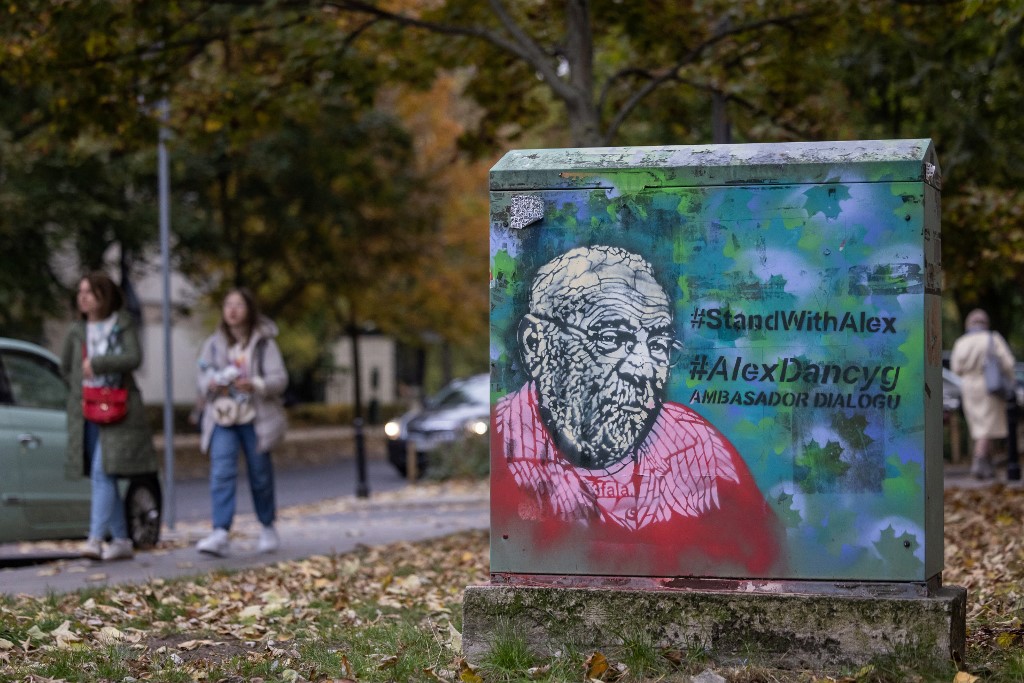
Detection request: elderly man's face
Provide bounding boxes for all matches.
[532,273,674,470]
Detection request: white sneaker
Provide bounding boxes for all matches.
[101,538,134,561]
[257,526,279,554]
[197,528,230,557]
[81,537,103,560]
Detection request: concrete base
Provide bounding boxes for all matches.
[462,583,966,671]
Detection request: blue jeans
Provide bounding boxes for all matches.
[208,423,276,530]
[86,421,128,540]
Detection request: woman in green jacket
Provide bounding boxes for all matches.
[60,272,157,561]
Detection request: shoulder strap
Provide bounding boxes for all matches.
[255,337,268,376]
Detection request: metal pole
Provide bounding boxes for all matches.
[350,320,369,498]
[158,98,176,528]
[1007,402,1020,480]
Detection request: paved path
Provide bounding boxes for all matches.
[0,482,488,597]
[1,464,1017,598]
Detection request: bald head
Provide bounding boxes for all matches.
[529,245,666,323]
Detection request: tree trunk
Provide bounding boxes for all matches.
[712,91,731,144]
[566,97,605,147]
[563,0,603,147]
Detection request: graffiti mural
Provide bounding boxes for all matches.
[490,141,943,582]
[492,245,783,575]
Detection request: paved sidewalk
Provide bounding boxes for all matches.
[0,482,488,597]
[2,466,1018,598]
[944,463,1024,489]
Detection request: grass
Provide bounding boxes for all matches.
[616,629,661,679]
[4,486,1024,682]
[480,622,535,680]
[854,640,958,682]
[0,535,973,683]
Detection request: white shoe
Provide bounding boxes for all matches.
[257,526,279,554]
[81,537,103,560]
[197,528,230,557]
[101,538,134,561]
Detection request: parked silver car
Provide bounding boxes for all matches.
[0,337,161,547]
[384,373,489,477]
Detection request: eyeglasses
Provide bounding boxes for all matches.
[537,314,682,366]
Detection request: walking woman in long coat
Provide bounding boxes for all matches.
[950,308,1017,479]
[60,272,157,561]
[194,287,288,557]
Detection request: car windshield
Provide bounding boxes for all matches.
[428,376,489,409]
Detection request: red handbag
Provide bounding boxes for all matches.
[82,385,129,424]
[81,342,128,424]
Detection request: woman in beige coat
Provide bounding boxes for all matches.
[950,309,1016,479]
[193,288,288,557]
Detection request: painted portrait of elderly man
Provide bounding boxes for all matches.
[491,245,783,576]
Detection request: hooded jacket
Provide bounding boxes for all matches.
[196,316,288,454]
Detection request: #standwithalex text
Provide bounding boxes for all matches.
[689,307,897,335]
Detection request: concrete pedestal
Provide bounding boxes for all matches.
[462,583,966,671]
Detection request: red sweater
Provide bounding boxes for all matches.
[491,382,784,578]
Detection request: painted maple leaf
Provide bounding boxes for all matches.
[794,439,851,493]
[874,524,924,578]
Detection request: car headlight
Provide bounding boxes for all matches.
[466,419,489,436]
[384,421,401,439]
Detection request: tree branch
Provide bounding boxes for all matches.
[602,10,818,143]
[321,0,580,101]
[710,86,816,141]
[486,0,564,90]
[50,15,309,70]
[597,66,653,115]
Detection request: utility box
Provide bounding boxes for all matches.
[488,139,944,584]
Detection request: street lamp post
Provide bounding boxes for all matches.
[158,98,176,528]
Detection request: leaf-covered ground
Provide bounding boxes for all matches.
[2,486,1024,682]
[944,487,1024,664]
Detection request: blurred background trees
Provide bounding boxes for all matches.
[1,0,1022,393]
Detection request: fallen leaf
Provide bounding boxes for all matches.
[95,627,125,645]
[458,657,483,683]
[585,651,609,680]
[423,666,450,682]
[52,621,81,649]
[95,603,129,618]
[339,653,354,679]
[527,664,551,679]
[448,622,463,654]
[995,632,1018,647]
[239,605,265,618]
[607,662,628,682]
[178,639,222,651]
